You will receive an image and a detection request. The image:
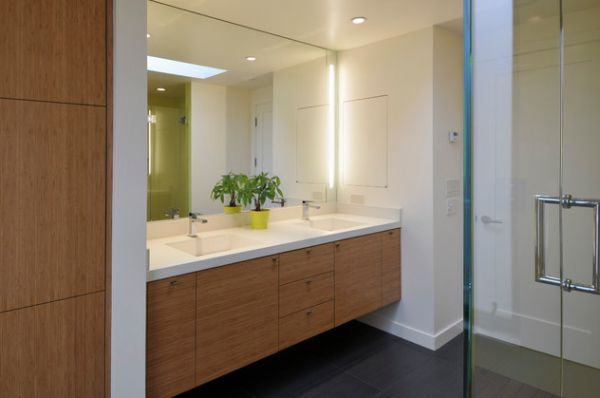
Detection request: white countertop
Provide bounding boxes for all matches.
[147,212,401,281]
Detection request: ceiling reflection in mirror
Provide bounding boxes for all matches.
[147,1,337,221]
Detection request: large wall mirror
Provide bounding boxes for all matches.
[147,1,337,221]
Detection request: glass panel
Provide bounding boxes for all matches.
[470,0,562,396]
[562,0,600,396]
[147,88,191,221]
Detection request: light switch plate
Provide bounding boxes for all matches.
[447,198,458,216]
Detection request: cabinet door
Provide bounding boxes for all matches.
[147,274,196,398]
[334,234,382,326]
[0,293,105,397]
[0,0,106,105]
[381,229,402,305]
[0,99,106,313]
[196,257,279,385]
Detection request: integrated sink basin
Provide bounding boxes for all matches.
[167,234,263,257]
[296,217,367,232]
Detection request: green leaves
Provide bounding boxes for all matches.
[238,172,284,212]
[210,172,247,207]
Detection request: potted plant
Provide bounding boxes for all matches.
[239,172,284,229]
[210,172,247,214]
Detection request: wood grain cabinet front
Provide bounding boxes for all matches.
[196,256,279,385]
[381,229,402,306]
[0,293,105,398]
[279,301,334,350]
[0,0,107,105]
[279,272,334,317]
[147,274,197,398]
[0,99,106,313]
[279,244,334,285]
[334,234,383,326]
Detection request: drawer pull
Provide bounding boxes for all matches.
[305,280,312,285]
[306,249,312,255]
[272,257,278,263]
[388,231,394,235]
[169,280,180,286]
[335,243,340,248]
[306,310,313,316]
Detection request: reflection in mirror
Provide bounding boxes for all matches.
[147,1,337,221]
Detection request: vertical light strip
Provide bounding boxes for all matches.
[148,110,153,175]
[328,63,336,189]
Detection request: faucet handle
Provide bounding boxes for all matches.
[189,212,208,223]
[272,198,286,207]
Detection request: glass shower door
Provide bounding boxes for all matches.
[467,0,600,396]
[561,1,600,396]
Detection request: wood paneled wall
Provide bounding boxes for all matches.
[0,0,112,396]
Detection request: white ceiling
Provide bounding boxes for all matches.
[147,0,463,93]
[148,1,327,89]
[154,0,463,50]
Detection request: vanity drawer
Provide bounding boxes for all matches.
[279,244,334,285]
[278,301,333,350]
[279,272,334,317]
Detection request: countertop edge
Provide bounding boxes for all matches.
[147,221,401,282]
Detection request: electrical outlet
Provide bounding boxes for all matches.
[446,179,460,198]
[350,194,365,205]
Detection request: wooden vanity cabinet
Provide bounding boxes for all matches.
[334,234,383,326]
[195,256,279,385]
[278,244,335,349]
[145,229,402,396]
[382,229,402,305]
[147,274,197,398]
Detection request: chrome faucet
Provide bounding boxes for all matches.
[164,207,180,219]
[188,212,208,237]
[302,200,321,221]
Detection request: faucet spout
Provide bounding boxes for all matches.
[188,212,208,237]
[302,200,321,221]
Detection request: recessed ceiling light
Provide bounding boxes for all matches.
[147,33,151,38]
[147,56,227,79]
[156,87,166,92]
[351,16,367,25]
[245,56,257,62]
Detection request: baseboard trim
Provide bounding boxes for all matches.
[359,313,463,351]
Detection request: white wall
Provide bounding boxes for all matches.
[339,27,463,349]
[112,0,147,396]
[432,27,464,338]
[226,87,252,175]
[190,81,227,214]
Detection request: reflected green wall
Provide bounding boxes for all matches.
[147,87,190,220]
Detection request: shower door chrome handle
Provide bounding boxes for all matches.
[535,194,600,295]
[481,215,503,224]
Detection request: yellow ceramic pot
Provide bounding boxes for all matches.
[223,205,242,214]
[249,209,270,229]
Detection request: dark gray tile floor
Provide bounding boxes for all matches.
[177,321,557,397]
[178,321,463,398]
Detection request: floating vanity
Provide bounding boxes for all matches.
[146,212,402,398]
